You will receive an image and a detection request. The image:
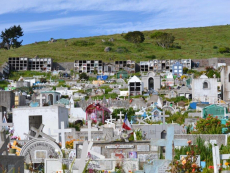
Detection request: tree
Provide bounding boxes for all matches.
[150,31,175,49]
[0,25,23,50]
[123,31,145,44]
[79,73,89,80]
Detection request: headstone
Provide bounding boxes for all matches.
[24,124,55,142]
[54,121,72,149]
[117,111,124,123]
[159,110,169,124]
[210,140,220,173]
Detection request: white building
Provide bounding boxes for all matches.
[221,66,230,102]
[128,76,143,96]
[56,87,79,97]
[192,74,218,104]
[141,71,161,91]
[13,105,69,142]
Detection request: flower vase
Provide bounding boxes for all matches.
[9,148,16,154]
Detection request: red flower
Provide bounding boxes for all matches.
[209,166,214,169]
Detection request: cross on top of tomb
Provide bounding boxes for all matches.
[54,121,72,149]
[0,116,13,130]
[159,110,169,124]
[117,111,124,123]
[151,125,188,160]
[105,115,116,124]
[24,124,55,142]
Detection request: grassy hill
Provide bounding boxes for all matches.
[1,25,230,65]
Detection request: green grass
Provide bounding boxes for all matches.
[0,80,9,88]
[1,25,230,65]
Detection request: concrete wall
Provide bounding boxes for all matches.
[53,62,74,70]
[0,91,15,111]
[174,134,227,147]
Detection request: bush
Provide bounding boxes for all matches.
[123,31,145,44]
[219,47,230,54]
[72,40,95,46]
[213,45,218,49]
[145,55,156,59]
[193,115,225,134]
[79,73,89,80]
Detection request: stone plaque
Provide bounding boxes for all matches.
[137,145,149,151]
[158,160,171,173]
[106,145,134,149]
[35,150,47,159]
[20,138,62,163]
[151,146,158,151]
[138,154,158,162]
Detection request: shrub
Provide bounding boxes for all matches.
[219,47,230,54]
[213,45,218,49]
[145,55,156,59]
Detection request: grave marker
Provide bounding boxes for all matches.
[117,111,124,123]
[54,121,72,149]
[24,124,55,141]
[159,110,169,124]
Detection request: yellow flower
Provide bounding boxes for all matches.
[225,162,229,166]
[182,159,186,165]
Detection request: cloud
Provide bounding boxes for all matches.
[0,15,105,33]
[0,0,229,15]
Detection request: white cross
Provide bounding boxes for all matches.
[0,116,13,130]
[105,115,116,124]
[79,141,105,159]
[54,121,72,149]
[117,111,124,123]
[0,130,9,155]
[80,120,93,141]
[210,140,220,173]
[24,124,55,142]
[159,110,169,124]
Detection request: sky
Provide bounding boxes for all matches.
[0,0,229,45]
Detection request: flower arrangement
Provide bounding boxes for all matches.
[66,139,77,149]
[169,140,202,173]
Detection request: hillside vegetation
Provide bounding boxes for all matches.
[1,25,230,65]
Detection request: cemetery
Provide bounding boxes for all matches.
[1,58,230,173]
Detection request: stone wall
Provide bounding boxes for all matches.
[0,91,15,111]
[53,62,74,70]
[174,134,227,147]
[188,112,201,117]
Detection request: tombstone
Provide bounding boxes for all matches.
[117,111,124,123]
[24,124,55,142]
[20,138,62,163]
[144,125,188,173]
[210,140,220,173]
[54,121,72,149]
[159,110,169,124]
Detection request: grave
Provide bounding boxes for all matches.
[54,121,72,148]
[141,125,188,173]
[0,130,24,173]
